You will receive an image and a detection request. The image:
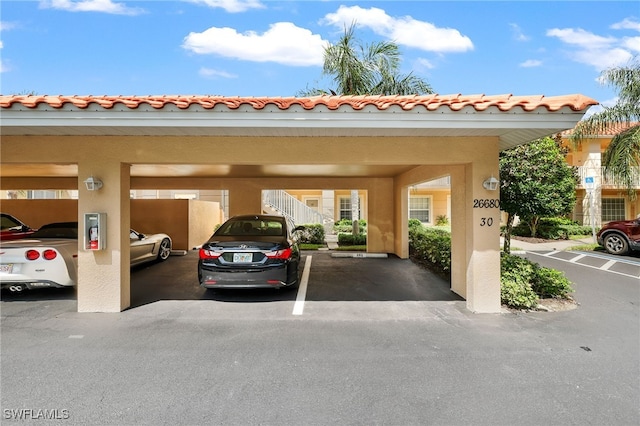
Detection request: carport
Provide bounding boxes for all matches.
[0,94,597,313]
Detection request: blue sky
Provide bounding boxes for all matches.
[1,0,638,112]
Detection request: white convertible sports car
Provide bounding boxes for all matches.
[0,222,172,292]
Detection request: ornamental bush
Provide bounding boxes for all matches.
[334,219,367,234]
[500,254,539,309]
[500,253,574,308]
[408,225,452,272]
[338,233,366,246]
[298,223,325,245]
[512,217,594,240]
[408,225,574,309]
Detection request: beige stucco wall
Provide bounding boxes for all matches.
[1,199,222,251]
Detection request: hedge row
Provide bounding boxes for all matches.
[408,222,574,309]
[511,217,594,240]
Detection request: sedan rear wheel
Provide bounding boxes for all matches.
[157,238,172,261]
[603,233,629,255]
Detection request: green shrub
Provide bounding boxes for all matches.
[435,215,449,226]
[500,253,574,308]
[530,266,574,298]
[513,217,594,240]
[334,219,367,234]
[408,226,451,272]
[297,223,325,245]
[408,218,423,230]
[408,225,574,310]
[500,254,539,309]
[338,233,366,246]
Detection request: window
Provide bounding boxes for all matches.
[602,198,626,222]
[339,197,361,221]
[409,196,431,223]
[339,197,352,220]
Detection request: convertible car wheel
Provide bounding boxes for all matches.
[157,238,172,261]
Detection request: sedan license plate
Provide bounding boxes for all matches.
[233,253,252,263]
[0,264,13,274]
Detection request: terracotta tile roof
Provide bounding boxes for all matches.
[0,93,597,112]
[561,121,639,136]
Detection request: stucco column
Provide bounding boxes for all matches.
[449,167,467,299]
[366,179,394,254]
[394,183,410,259]
[227,181,263,216]
[77,161,131,312]
[462,160,501,313]
[582,140,602,228]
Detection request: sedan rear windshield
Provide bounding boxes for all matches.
[216,219,284,237]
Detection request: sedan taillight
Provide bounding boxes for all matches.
[199,248,221,260]
[265,248,292,260]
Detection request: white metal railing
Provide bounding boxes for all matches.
[576,166,640,188]
[263,190,327,225]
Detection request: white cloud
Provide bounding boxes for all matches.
[183,22,326,66]
[546,28,616,49]
[611,18,640,31]
[39,0,145,15]
[0,21,18,31]
[320,5,473,53]
[621,36,640,53]
[509,23,530,42]
[547,18,640,71]
[547,24,637,71]
[186,0,265,13]
[415,58,435,70]
[519,59,542,68]
[199,67,237,79]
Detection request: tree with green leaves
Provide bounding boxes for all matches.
[571,57,640,200]
[298,23,433,96]
[500,136,579,253]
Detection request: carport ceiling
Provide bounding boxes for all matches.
[0,94,597,180]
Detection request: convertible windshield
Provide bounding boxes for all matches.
[215,218,284,237]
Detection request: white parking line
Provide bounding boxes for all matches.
[527,251,640,279]
[292,255,312,316]
[569,254,587,263]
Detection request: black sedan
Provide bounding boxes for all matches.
[198,215,304,289]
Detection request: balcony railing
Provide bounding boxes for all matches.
[576,166,640,189]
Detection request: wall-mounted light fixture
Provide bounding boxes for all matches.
[482,176,499,191]
[83,176,103,191]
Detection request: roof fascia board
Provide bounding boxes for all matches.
[0,105,585,132]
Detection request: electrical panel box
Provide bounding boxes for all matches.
[84,213,106,250]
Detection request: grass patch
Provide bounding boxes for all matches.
[567,243,603,252]
[299,243,326,250]
[335,245,366,251]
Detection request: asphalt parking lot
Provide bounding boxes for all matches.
[2,250,638,425]
[128,250,465,319]
[0,250,465,319]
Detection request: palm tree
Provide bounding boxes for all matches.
[571,57,640,199]
[298,23,433,96]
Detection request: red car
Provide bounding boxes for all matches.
[596,216,640,255]
[0,213,36,241]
